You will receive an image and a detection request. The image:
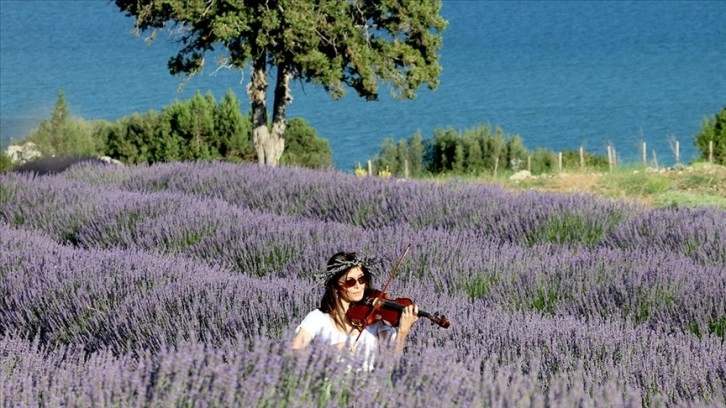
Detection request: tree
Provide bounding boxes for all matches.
[214,90,255,161]
[106,112,158,164]
[375,137,399,175]
[115,0,447,166]
[462,128,484,173]
[430,128,458,173]
[407,131,425,177]
[505,135,528,171]
[26,91,103,157]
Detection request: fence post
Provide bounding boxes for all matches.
[709,141,714,164]
[558,152,563,171]
[579,146,584,169]
[651,150,658,170]
[367,160,372,176]
[642,142,647,166]
[607,145,613,172]
[494,156,499,177]
[404,159,409,179]
[675,140,680,164]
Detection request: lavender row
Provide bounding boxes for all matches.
[60,161,726,265]
[0,225,319,354]
[1,174,724,336]
[1,225,725,406]
[2,327,723,407]
[4,164,725,267]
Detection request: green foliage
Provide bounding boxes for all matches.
[505,135,529,171]
[162,91,218,161]
[463,131,484,172]
[372,131,429,177]
[12,89,331,170]
[531,285,559,315]
[214,90,255,162]
[653,191,726,210]
[374,124,542,177]
[115,0,447,165]
[560,148,609,171]
[599,169,673,199]
[105,111,162,164]
[0,153,14,173]
[280,118,332,169]
[463,274,498,299]
[525,212,612,247]
[105,90,259,165]
[407,131,426,177]
[694,106,726,165]
[369,123,615,178]
[23,91,106,158]
[428,127,456,174]
[529,148,557,174]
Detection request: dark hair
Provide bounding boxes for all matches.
[319,251,374,331]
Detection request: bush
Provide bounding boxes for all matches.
[694,107,726,165]
[0,153,14,173]
[104,90,257,165]
[560,149,609,171]
[369,124,615,178]
[281,117,332,169]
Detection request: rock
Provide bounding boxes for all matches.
[509,170,532,181]
[99,156,124,166]
[5,142,41,163]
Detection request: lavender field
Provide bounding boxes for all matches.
[1,161,724,407]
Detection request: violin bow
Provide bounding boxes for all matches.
[355,244,411,342]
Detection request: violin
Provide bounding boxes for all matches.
[346,289,451,331]
[345,244,450,337]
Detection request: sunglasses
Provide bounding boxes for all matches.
[338,276,368,289]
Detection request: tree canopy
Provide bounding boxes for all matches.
[115,0,447,166]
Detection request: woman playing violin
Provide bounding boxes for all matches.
[291,251,419,357]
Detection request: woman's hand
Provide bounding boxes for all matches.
[384,303,418,355]
[398,303,419,336]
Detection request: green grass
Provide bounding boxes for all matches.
[485,163,726,210]
[653,191,726,209]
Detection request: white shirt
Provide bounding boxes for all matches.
[296,309,396,369]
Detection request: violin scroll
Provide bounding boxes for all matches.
[421,310,450,329]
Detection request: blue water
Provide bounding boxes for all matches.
[1,1,725,169]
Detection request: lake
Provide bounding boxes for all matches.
[1,0,724,169]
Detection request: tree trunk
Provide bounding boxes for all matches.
[248,54,273,165]
[247,53,291,167]
[270,63,292,164]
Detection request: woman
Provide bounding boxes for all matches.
[291,251,419,360]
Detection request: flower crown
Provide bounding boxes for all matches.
[315,253,383,284]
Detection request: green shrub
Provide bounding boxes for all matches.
[23,91,106,158]
[694,106,726,165]
[281,118,332,169]
[560,148,609,171]
[0,153,14,173]
[529,148,557,175]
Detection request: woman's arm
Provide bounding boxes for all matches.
[291,328,313,350]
